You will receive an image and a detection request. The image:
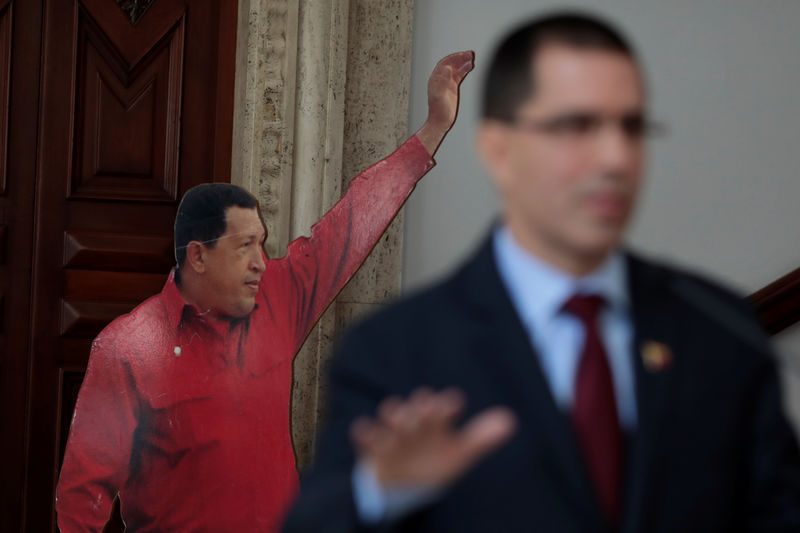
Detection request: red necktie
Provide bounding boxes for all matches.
[562,294,623,527]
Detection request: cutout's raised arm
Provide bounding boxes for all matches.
[269,52,475,348]
[416,51,474,156]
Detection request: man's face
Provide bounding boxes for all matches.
[482,44,646,273]
[200,206,266,319]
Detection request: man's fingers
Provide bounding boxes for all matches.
[408,387,434,406]
[451,51,475,83]
[416,388,464,430]
[350,392,516,489]
[431,388,465,420]
[428,66,454,95]
[432,51,474,88]
[351,415,401,456]
[377,396,402,422]
[458,407,517,459]
[438,50,474,72]
[409,388,439,424]
[392,388,457,433]
[356,388,469,451]
[350,416,379,452]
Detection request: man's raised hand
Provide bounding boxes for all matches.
[416,51,475,156]
[350,387,516,490]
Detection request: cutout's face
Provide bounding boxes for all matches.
[483,44,646,271]
[200,206,266,319]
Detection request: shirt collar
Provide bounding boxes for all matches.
[493,225,629,329]
[162,269,253,337]
[162,269,188,331]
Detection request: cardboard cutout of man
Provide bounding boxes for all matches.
[283,13,800,533]
[55,52,474,532]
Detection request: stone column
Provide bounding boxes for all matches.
[231,0,415,470]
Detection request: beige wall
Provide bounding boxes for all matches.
[406,1,800,295]
[230,0,415,470]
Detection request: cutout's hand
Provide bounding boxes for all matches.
[350,387,515,489]
[416,51,475,156]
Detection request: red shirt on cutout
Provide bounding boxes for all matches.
[56,137,434,532]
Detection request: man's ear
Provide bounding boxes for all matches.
[476,120,514,194]
[185,241,207,274]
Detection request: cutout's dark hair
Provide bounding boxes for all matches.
[482,12,637,122]
[174,184,258,279]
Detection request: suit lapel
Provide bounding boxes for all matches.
[456,235,605,527]
[620,254,681,533]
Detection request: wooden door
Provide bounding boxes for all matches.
[0,0,45,528]
[0,1,238,531]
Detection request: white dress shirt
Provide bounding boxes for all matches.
[493,225,637,429]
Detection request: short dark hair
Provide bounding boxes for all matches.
[482,12,637,122]
[174,183,259,274]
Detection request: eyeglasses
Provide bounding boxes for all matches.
[512,112,667,141]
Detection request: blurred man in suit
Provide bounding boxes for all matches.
[283,12,800,533]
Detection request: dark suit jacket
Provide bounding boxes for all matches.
[283,235,800,533]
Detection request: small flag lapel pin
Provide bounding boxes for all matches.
[642,341,672,372]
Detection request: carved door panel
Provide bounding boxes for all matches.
[0,1,238,531]
[0,0,44,529]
